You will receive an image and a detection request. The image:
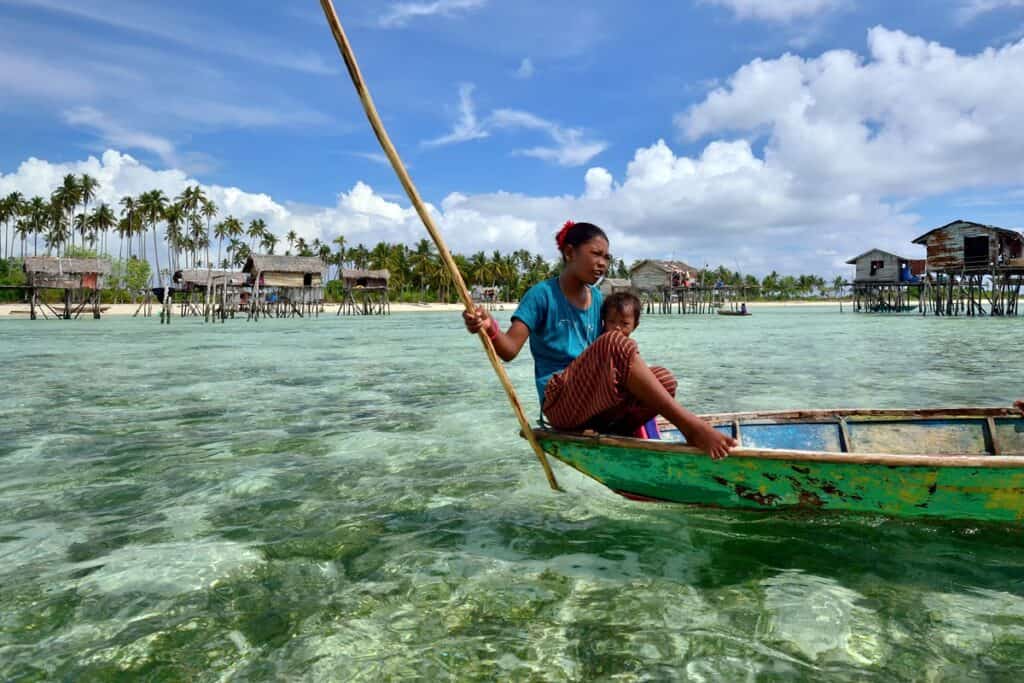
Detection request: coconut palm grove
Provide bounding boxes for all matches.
[0,174,840,304]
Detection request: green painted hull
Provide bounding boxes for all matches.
[534,408,1024,523]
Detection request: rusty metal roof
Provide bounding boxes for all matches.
[912,220,1024,245]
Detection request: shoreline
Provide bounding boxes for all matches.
[0,300,845,318]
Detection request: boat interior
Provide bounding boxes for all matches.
[657,408,1024,455]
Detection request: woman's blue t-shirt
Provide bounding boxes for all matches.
[512,278,603,403]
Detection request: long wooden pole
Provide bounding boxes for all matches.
[319,0,561,491]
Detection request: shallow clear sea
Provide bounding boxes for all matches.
[1,306,1023,681]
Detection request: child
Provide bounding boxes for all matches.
[600,292,663,439]
[1016,400,1024,416]
[600,291,641,338]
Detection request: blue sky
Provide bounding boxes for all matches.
[2,0,1024,275]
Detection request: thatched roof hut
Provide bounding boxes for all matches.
[173,269,247,289]
[243,255,325,288]
[341,269,390,290]
[23,256,112,289]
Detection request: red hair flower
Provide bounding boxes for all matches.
[555,220,575,251]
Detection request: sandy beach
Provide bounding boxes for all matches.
[0,300,844,318]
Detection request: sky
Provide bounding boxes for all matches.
[2,0,1024,276]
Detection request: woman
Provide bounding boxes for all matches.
[463,221,735,460]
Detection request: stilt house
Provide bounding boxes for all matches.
[911,220,1024,316]
[912,220,1024,273]
[845,249,925,284]
[243,255,325,319]
[598,278,634,296]
[629,260,700,294]
[844,248,925,313]
[172,269,247,321]
[22,256,112,319]
[338,268,390,315]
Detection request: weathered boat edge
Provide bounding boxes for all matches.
[531,407,1024,522]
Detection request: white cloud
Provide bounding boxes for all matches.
[957,0,1024,23]
[350,152,391,166]
[420,85,607,166]
[584,167,613,200]
[379,0,487,28]
[515,57,535,79]
[0,142,917,277]
[677,27,1024,200]
[64,107,178,167]
[490,109,609,167]
[422,83,490,148]
[701,0,841,22]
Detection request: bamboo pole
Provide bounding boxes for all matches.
[319,0,561,491]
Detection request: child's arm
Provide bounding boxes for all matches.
[462,306,529,362]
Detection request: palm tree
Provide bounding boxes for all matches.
[331,234,347,277]
[286,230,298,255]
[50,174,80,252]
[119,195,138,259]
[78,173,99,249]
[163,202,184,272]
[45,201,69,255]
[138,189,169,287]
[200,198,217,267]
[409,238,435,300]
[1,192,25,259]
[261,232,279,255]
[90,203,116,253]
[15,213,32,258]
[213,220,228,269]
[222,216,244,267]
[26,196,46,256]
[246,219,266,251]
[832,275,846,299]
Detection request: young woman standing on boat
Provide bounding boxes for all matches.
[463,221,736,460]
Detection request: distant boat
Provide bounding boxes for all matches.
[717,309,751,316]
[532,407,1024,522]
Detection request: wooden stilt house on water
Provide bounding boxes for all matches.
[22,257,112,320]
[598,278,634,297]
[171,269,248,322]
[845,248,925,313]
[338,269,390,315]
[242,255,325,320]
[629,259,733,314]
[911,220,1024,316]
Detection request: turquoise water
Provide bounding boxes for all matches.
[1,306,1023,680]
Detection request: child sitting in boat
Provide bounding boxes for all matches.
[600,292,661,439]
[463,220,734,460]
[600,291,641,338]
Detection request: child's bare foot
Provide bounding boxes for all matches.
[685,421,737,461]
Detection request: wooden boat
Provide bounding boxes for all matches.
[716,309,751,316]
[532,407,1024,522]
